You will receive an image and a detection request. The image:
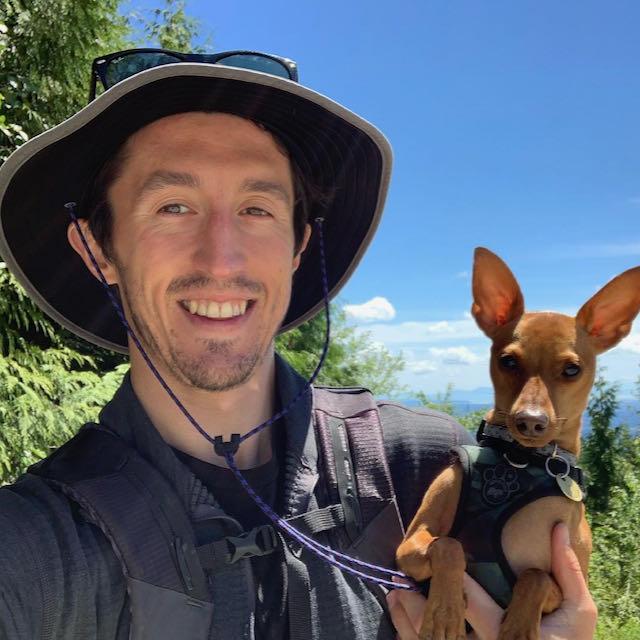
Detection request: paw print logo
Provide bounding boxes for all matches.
[481,464,521,506]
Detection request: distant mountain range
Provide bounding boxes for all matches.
[397,388,640,435]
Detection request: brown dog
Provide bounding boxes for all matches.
[396,247,640,640]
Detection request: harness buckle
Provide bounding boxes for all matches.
[227,524,279,564]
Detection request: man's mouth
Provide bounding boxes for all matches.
[179,299,253,319]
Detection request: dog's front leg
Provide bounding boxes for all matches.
[396,465,466,640]
[497,568,562,640]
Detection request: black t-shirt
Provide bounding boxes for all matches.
[172,421,289,640]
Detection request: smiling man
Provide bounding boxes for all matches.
[0,52,596,639]
[68,112,310,469]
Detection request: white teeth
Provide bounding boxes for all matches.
[184,299,249,319]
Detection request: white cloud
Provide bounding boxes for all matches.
[429,346,481,365]
[617,332,640,354]
[547,242,640,260]
[361,319,483,345]
[456,271,470,279]
[408,360,438,374]
[343,296,396,322]
[463,310,472,319]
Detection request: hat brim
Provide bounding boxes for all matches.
[0,64,391,354]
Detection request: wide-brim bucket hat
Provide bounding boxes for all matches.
[0,63,391,354]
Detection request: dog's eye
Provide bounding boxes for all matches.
[499,354,518,371]
[563,363,581,378]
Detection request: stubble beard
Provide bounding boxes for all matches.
[117,266,269,392]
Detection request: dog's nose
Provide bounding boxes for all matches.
[514,411,549,437]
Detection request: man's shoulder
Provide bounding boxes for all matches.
[0,472,84,559]
[0,456,124,575]
[0,472,125,637]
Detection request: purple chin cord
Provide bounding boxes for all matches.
[65,202,418,592]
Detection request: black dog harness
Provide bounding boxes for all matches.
[449,421,587,608]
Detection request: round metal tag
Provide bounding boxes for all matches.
[557,475,583,502]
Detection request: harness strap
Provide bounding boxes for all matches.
[328,415,362,540]
[312,387,399,541]
[28,424,214,640]
[283,539,319,640]
[286,504,345,536]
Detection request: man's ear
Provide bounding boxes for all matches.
[576,266,640,354]
[67,220,118,285]
[471,247,525,338]
[292,223,312,272]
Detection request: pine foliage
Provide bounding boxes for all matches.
[0,263,127,483]
[276,305,405,397]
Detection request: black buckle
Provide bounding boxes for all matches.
[226,524,279,564]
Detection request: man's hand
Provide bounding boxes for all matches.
[386,523,597,640]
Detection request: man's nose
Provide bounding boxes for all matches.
[193,212,246,275]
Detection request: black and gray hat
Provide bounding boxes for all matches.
[0,63,391,353]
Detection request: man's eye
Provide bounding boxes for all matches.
[159,203,189,215]
[243,207,271,217]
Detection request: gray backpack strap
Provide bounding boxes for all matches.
[311,386,404,568]
[28,424,213,640]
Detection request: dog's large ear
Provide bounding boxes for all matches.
[576,266,640,354]
[471,247,525,337]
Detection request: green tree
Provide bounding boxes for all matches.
[276,305,405,397]
[580,373,640,635]
[415,384,454,415]
[589,441,640,629]
[414,385,487,432]
[140,0,204,51]
[0,0,129,158]
[581,373,626,513]
[0,263,128,484]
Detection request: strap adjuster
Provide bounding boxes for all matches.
[227,524,279,564]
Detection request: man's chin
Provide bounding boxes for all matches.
[171,351,262,393]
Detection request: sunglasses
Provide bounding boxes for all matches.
[89,48,299,102]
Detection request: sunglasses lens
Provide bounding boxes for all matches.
[104,52,182,88]
[215,54,292,80]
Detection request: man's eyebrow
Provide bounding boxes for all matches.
[240,179,292,206]
[135,170,200,204]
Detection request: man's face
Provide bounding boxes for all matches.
[97,112,308,391]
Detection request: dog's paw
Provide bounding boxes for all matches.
[497,617,539,640]
[418,586,466,640]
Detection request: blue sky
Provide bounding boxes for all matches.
[129,0,640,398]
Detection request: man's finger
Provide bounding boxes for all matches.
[463,572,503,640]
[550,522,590,603]
[387,589,421,640]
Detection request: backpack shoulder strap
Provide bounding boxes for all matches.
[28,424,213,640]
[309,386,404,569]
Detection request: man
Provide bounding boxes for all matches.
[0,50,595,639]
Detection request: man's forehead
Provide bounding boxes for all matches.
[126,112,284,154]
[108,112,295,203]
